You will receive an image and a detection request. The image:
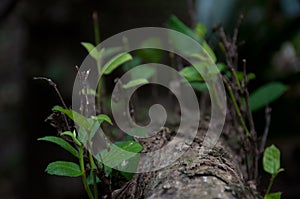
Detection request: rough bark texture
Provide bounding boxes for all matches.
[112,119,257,199]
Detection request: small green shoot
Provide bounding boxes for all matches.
[263,145,284,199]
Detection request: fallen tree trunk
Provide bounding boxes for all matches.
[112,119,259,199]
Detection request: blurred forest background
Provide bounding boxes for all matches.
[0,0,300,198]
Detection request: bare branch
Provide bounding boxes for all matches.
[33,77,70,131]
[260,106,272,154]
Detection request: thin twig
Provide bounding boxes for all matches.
[232,14,244,67]
[233,14,244,49]
[223,76,250,138]
[220,27,242,91]
[33,77,70,131]
[93,11,100,45]
[242,59,258,180]
[186,0,196,28]
[242,60,255,134]
[260,106,272,154]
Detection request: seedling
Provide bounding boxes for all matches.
[38,13,145,199]
[263,145,284,199]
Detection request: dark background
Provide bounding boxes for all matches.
[0,0,300,198]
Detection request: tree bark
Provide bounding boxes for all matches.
[112,119,258,199]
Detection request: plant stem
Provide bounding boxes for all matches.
[89,152,99,199]
[222,76,250,137]
[96,76,103,113]
[92,11,103,114]
[79,146,95,199]
[93,12,100,45]
[265,174,276,196]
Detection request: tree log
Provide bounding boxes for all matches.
[113,119,258,199]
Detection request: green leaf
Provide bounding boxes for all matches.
[102,47,122,58]
[38,136,79,158]
[81,42,95,53]
[179,66,203,82]
[91,114,113,125]
[136,37,163,62]
[130,65,156,80]
[235,72,256,83]
[168,15,203,44]
[247,73,256,82]
[123,57,142,71]
[167,15,216,63]
[122,79,149,89]
[81,42,98,60]
[87,170,101,185]
[120,171,135,180]
[52,106,90,130]
[263,145,281,175]
[203,42,217,63]
[118,154,140,178]
[264,192,282,199]
[102,141,142,168]
[102,53,133,75]
[114,141,143,153]
[77,118,99,144]
[104,165,112,177]
[249,82,288,112]
[190,82,209,92]
[216,63,227,72]
[45,161,82,177]
[194,23,207,39]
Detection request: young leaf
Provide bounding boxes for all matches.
[179,66,204,82]
[190,82,209,92]
[38,136,79,158]
[168,15,203,44]
[118,152,140,179]
[194,23,207,39]
[122,79,148,89]
[167,15,216,63]
[81,42,98,60]
[130,65,156,80]
[264,192,282,199]
[263,145,281,175]
[136,37,163,62]
[114,141,143,153]
[87,170,101,185]
[120,171,135,180]
[203,42,217,63]
[216,63,227,72]
[123,57,142,71]
[77,118,99,144]
[45,161,82,177]
[118,153,140,180]
[81,42,95,53]
[102,47,122,58]
[102,141,142,168]
[249,82,288,112]
[52,106,90,130]
[102,53,133,75]
[91,114,113,125]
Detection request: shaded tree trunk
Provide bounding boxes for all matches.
[112,119,258,199]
